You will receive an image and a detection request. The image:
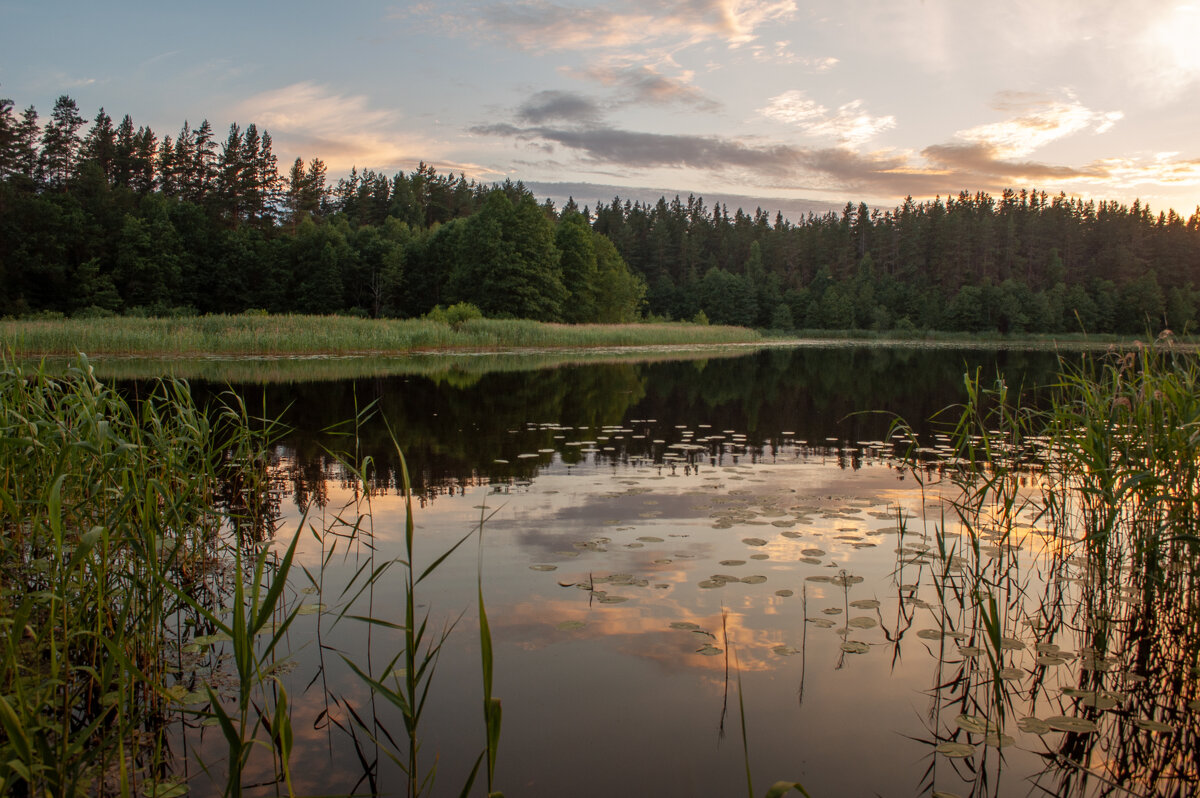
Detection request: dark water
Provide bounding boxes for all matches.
[167,345,1196,798]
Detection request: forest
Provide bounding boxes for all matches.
[3,93,1200,334]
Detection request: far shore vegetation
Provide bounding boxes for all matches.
[0,312,761,358]
[4,92,1200,343]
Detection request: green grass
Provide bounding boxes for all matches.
[1,314,760,358]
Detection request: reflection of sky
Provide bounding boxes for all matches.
[197,422,1200,798]
[233,445,1068,797]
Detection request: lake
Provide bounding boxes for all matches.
[155,343,1195,798]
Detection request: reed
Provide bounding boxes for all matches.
[0,356,503,797]
[891,331,1200,794]
[2,314,760,358]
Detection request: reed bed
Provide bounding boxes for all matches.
[0,356,503,797]
[1,315,759,358]
[889,331,1200,795]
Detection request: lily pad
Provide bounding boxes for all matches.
[1134,717,1176,733]
[916,629,945,640]
[983,732,1015,748]
[696,644,723,656]
[935,742,975,758]
[1017,716,1051,734]
[698,580,724,589]
[955,714,995,734]
[775,589,794,597]
[849,599,880,609]
[719,560,747,566]
[807,618,837,628]
[742,537,769,547]
[841,641,869,654]
[670,621,701,630]
[295,603,325,615]
[1046,716,1098,733]
[847,617,877,629]
[596,594,629,604]
[741,575,768,584]
[556,620,586,631]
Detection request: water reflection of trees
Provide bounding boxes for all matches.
[190,347,1060,511]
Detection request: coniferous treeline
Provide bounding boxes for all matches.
[595,192,1200,334]
[0,94,645,322]
[3,92,1200,334]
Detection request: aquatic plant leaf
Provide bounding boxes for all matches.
[1046,716,1098,733]
[999,637,1026,651]
[556,620,586,631]
[841,641,869,654]
[849,599,880,609]
[958,646,984,657]
[807,618,836,628]
[670,622,701,630]
[917,629,944,640]
[529,564,557,571]
[295,603,325,615]
[998,668,1024,681]
[954,715,994,734]
[597,595,629,604]
[847,617,876,629]
[1134,718,1176,732]
[141,780,188,798]
[935,742,975,758]
[983,732,1015,748]
[742,537,768,546]
[775,589,794,597]
[720,559,747,566]
[741,575,767,584]
[805,575,833,583]
[696,644,723,656]
[1017,716,1051,734]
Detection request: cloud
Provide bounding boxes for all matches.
[473,122,804,173]
[577,64,720,112]
[955,92,1123,157]
[758,91,896,146]
[232,82,426,171]
[517,90,604,124]
[474,117,1200,203]
[461,0,796,51]
[750,41,838,70]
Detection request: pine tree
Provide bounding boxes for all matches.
[38,95,85,187]
[0,94,16,178]
[79,108,117,182]
[12,106,41,181]
[112,114,136,187]
[192,119,217,201]
[131,126,156,193]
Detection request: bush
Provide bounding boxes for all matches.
[427,302,484,330]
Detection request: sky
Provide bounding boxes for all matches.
[4,0,1200,217]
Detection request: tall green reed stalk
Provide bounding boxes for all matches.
[0,355,288,797]
[324,405,503,798]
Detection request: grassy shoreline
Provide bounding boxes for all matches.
[5,314,1193,363]
[0,315,761,357]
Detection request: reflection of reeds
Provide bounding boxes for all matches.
[894,334,1200,796]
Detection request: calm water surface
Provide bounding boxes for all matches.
[166,345,1194,797]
